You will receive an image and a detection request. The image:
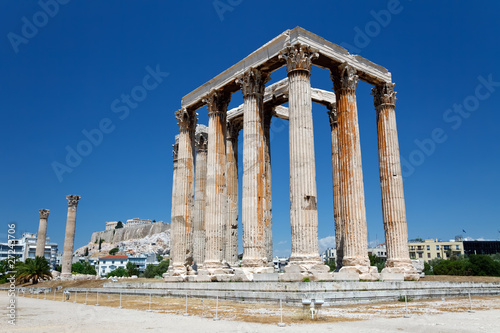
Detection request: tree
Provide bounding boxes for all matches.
[144,259,170,279]
[106,267,128,278]
[15,256,52,285]
[84,247,89,257]
[109,248,119,255]
[126,262,139,277]
[72,262,97,275]
[98,238,103,251]
[156,253,163,262]
[325,259,336,272]
[469,254,500,276]
[369,254,386,273]
[0,257,18,284]
[115,221,123,229]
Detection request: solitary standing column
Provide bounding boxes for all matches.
[238,68,270,270]
[201,89,232,274]
[331,63,378,280]
[61,195,80,280]
[263,107,273,263]
[193,125,208,268]
[171,108,197,276]
[225,120,242,266]
[372,83,419,280]
[327,105,343,270]
[35,209,50,258]
[279,44,325,272]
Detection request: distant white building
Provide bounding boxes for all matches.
[0,232,58,268]
[368,243,387,259]
[125,218,151,228]
[322,248,336,262]
[91,254,153,276]
[105,221,118,230]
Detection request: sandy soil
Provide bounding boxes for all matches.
[1,291,500,332]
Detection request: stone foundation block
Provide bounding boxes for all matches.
[253,273,279,282]
[332,272,359,281]
[380,272,404,281]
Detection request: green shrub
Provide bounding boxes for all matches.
[106,267,128,278]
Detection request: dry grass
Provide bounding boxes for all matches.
[420,275,500,283]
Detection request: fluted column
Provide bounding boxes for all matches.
[171,108,197,276]
[332,63,377,279]
[327,105,343,270]
[225,120,242,266]
[279,44,323,267]
[372,83,419,280]
[202,89,232,272]
[238,68,269,268]
[170,135,179,258]
[263,107,274,263]
[35,209,50,258]
[61,195,80,280]
[193,125,208,267]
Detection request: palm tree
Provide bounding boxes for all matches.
[16,256,52,285]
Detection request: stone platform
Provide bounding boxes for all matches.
[59,281,500,307]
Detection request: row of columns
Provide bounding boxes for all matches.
[170,43,417,279]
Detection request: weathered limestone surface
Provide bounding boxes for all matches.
[279,44,325,271]
[89,222,170,244]
[201,89,232,275]
[328,106,343,270]
[225,120,241,266]
[238,68,269,269]
[372,83,419,281]
[263,107,273,263]
[193,125,208,268]
[332,64,378,280]
[170,108,196,276]
[35,209,50,258]
[61,195,80,280]
[170,135,179,237]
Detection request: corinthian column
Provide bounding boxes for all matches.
[327,105,343,270]
[263,107,274,263]
[279,44,324,271]
[225,120,242,266]
[201,89,232,274]
[372,83,419,280]
[61,195,80,280]
[193,125,208,268]
[170,108,197,276]
[331,63,378,280]
[170,135,179,238]
[35,209,50,258]
[238,68,270,269]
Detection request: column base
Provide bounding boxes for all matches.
[167,263,188,276]
[383,258,420,281]
[241,257,268,268]
[339,265,380,281]
[198,261,233,276]
[60,273,73,281]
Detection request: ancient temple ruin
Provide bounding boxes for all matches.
[167,27,418,282]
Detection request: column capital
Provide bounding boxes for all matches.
[175,108,197,133]
[326,103,338,128]
[236,68,270,98]
[371,82,397,109]
[279,43,319,74]
[195,132,208,153]
[203,89,231,118]
[66,195,81,208]
[39,209,50,219]
[331,62,359,94]
[226,120,242,141]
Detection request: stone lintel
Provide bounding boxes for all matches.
[226,79,335,122]
[181,27,391,111]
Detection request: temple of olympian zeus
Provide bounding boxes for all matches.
[168,27,419,282]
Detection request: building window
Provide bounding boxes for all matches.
[418,253,423,258]
[456,245,460,250]
[427,253,431,258]
[427,245,430,250]
[436,245,440,250]
[444,245,450,250]
[437,253,440,258]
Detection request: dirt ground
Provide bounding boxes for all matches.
[420,275,500,283]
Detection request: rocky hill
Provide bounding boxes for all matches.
[75,222,170,257]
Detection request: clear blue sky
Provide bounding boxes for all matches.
[1,1,499,256]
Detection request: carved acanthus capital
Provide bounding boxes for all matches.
[331,63,359,94]
[175,108,197,133]
[66,195,81,208]
[39,209,50,219]
[226,120,242,141]
[195,132,208,153]
[279,43,319,74]
[371,82,396,109]
[236,68,270,98]
[326,103,338,128]
[203,89,231,118]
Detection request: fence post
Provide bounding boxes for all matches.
[277,299,285,327]
[118,292,122,309]
[213,295,220,321]
[147,293,152,312]
[96,292,100,306]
